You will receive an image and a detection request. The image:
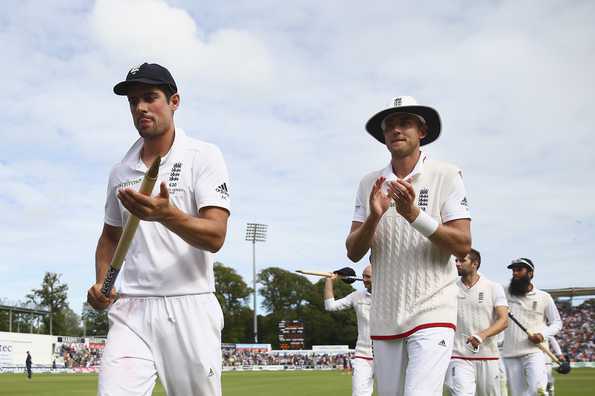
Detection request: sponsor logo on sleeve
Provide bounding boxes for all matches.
[460,197,469,209]
[216,183,229,199]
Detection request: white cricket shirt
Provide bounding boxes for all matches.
[325,289,373,359]
[104,128,231,296]
[452,274,508,359]
[502,286,562,358]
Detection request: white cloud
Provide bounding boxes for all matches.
[90,0,273,94]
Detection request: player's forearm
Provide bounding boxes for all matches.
[324,278,335,301]
[427,220,471,258]
[549,337,563,355]
[346,216,380,262]
[161,206,227,252]
[479,315,508,340]
[94,232,119,283]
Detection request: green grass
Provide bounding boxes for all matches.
[0,368,593,396]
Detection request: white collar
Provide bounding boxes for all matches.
[380,151,427,182]
[123,128,186,172]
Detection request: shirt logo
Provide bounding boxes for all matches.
[169,162,182,188]
[208,368,215,377]
[438,339,447,347]
[460,197,469,208]
[216,183,229,199]
[532,301,538,311]
[418,188,429,211]
[478,292,484,303]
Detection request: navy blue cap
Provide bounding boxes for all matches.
[113,63,177,95]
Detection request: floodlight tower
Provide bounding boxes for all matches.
[245,223,268,343]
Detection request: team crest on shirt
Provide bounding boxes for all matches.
[169,162,182,188]
[478,292,484,303]
[532,301,538,311]
[418,188,429,211]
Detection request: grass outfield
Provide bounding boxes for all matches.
[0,368,594,395]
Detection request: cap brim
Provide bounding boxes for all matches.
[365,105,441,145]
[113,78,174,95]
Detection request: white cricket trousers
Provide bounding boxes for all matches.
[444,358,502,396]
[98,293,223,396]
[503,353,547,396]
[499,358,509,396]
[374,327,454,396]
[545,362,555,396]
[351,357,374,396]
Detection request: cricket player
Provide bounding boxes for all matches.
[545,336,565,396]
[346,96,472,395]
[324,265,374,396]
[501,258,562,396]
[444,249,508,396]
[86,63,230,396]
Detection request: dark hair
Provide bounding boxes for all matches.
[468,248,481,269]
[158,85,176,102]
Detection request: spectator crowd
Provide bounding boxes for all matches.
[222,349,353,369]
[556,301,594,362]
[54,342,104,368]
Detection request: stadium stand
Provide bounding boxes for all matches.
[556,301,594,362]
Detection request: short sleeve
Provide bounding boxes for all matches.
[194,145,231,212]
[492,283,508,307]
[104,168,123,227]
[441,170,471,223]
[352,179,367,223]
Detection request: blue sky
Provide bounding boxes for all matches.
[1,0,594,314]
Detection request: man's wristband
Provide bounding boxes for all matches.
[471,334,483,344]
[410,210,439,237]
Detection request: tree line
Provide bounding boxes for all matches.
[0,263,360,349]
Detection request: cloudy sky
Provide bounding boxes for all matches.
[1,0,594,314]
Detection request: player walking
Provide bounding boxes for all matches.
[324,265,374,396]
[86,63,231,396]
[444,249,508,396]
[346,96,472,395]
[501,258,562,396]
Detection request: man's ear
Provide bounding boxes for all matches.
[169,93,180,111]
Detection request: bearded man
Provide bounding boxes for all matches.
[501,258,562,396]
